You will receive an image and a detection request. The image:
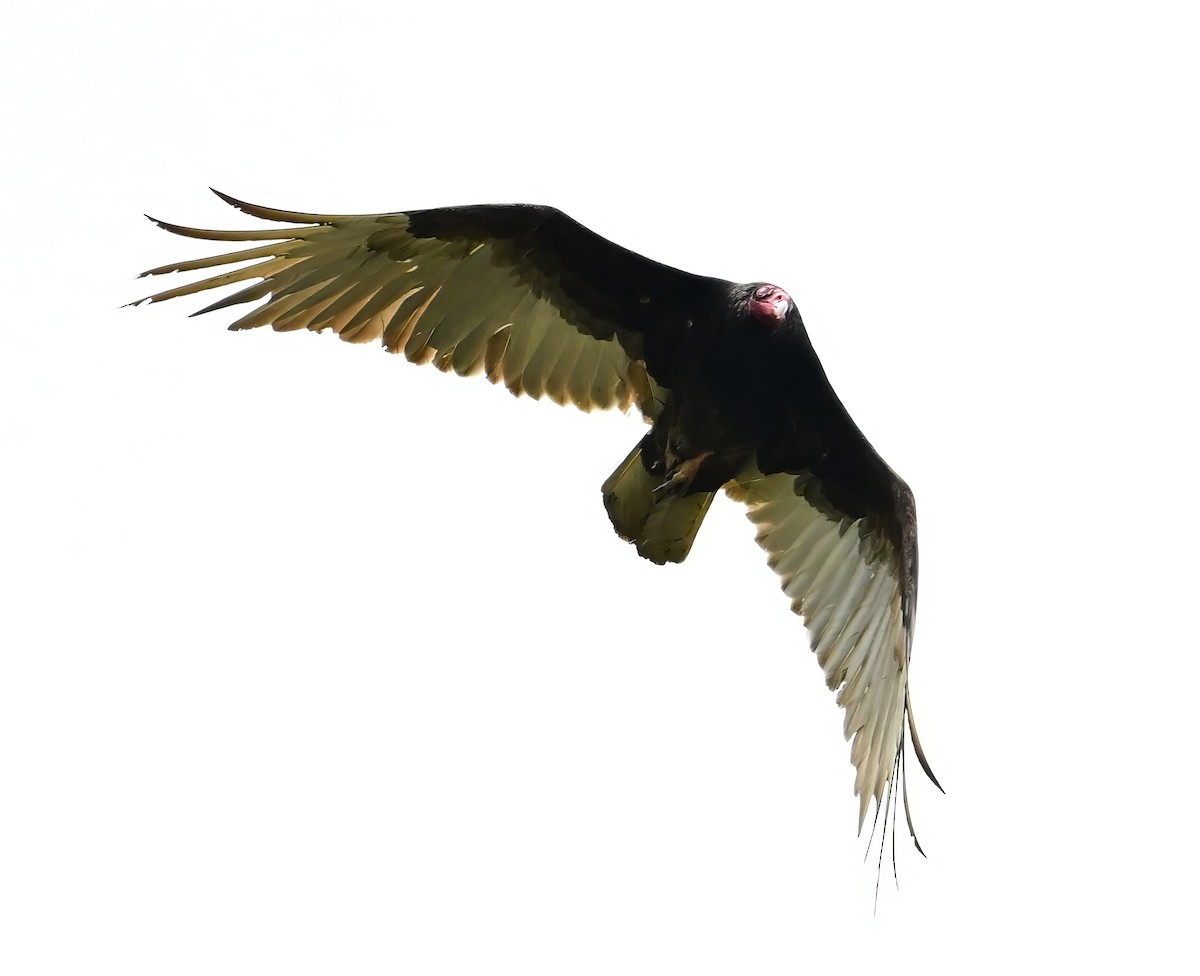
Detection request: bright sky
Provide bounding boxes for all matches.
[3,2,1197,973]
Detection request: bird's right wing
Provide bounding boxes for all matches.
[135,192,731,417]
[725,465,940,843]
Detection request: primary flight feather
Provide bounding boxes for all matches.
[135,189,941,848]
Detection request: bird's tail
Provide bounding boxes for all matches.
[602,442,715,565]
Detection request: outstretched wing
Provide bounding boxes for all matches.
[725,463,941,843]
[135,191,731,416]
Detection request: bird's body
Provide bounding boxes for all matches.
[135,191,940,850]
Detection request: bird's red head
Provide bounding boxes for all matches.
[747,284,792,327]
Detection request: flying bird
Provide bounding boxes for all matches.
[134,190,941,850]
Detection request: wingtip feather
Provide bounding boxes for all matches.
[209,187,241,207]
[211,187,277,218]
[209,187,329,224]
[905,688,944,793]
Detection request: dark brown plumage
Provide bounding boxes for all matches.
[135,190,941,847]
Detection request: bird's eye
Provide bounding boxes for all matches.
[753,285,775,300]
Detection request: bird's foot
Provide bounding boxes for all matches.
[654,452,713,496]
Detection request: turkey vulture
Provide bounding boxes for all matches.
[134,190,941,850]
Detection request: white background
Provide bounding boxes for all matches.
[3,1,1197,972]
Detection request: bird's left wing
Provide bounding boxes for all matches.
[134,192,730,416]
[725,465,940,843]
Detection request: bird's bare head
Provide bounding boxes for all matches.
[746,283,792,328]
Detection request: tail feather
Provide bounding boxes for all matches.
[602,443,714,565]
